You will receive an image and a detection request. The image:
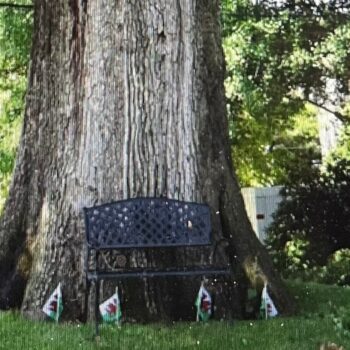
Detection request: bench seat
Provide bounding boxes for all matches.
[87,266,231,280]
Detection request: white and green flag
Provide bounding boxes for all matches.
[260,283,278,319]
[99,288,122,324]
[42,283,63,321]
[195,283,212,322]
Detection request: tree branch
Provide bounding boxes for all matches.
[0,2,33,10]
[306,99,348,124]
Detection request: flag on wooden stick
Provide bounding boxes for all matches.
[99,287,122,324]
[195,282,212,322]
[42,283,63,322]
[260,283,278,319]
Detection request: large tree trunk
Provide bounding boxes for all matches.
[0,0,295,321]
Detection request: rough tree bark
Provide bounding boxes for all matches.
[0,0,295,321]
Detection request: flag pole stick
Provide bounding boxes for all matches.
[115,286,120,327]
[264,282,268,320]
[56,283,60,324]
[196,281,204,322]
[196,282,200,322]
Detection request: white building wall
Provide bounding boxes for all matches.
[241,186,283,242]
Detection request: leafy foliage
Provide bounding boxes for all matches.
[0,1,33,208]
[222,0,350,186]
[324,249,350,286]
[266,151,350,280]
[228,104,320,186]
[331,305,350,340]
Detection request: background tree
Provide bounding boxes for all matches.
[220,0,350,291]
[222,0,350,186]
[0,0,293,321]
[0,0,32,208]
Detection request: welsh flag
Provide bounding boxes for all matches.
[195,284,212,322]
[99,289,122,323]
[260,283,278,319]
[42,283,63,321]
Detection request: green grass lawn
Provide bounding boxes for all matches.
[1,281,349,350]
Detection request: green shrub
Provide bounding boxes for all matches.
[266,157,350,282]
[323,249,350,286]
[329,305,350,339]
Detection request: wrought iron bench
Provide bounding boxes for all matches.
[83,197,231,336]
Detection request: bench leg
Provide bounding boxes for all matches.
[84,278,90,322]
[95,279,100,338]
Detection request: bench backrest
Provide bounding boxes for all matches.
[83,197,211,249]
